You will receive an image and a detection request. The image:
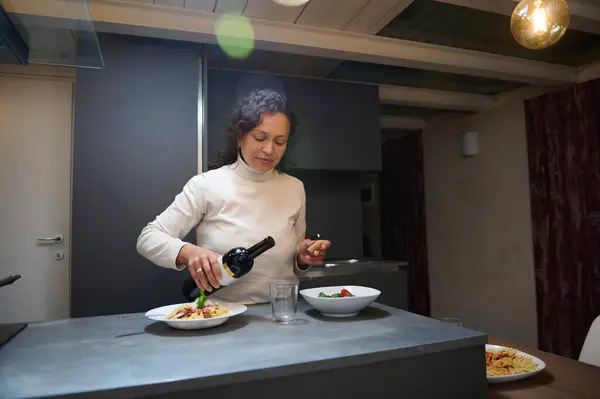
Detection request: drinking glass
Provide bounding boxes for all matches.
[440,317,463,326]
[269,282,298,324]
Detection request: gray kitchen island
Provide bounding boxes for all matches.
[0,301,488,399]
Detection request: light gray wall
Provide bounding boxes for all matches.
[423,99,538,347]
[72,34,200,317]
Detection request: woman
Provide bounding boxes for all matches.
[136,89,331,304]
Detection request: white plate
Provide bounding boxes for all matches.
[486,344,546,384]
[145,301,247,330]
[299,285,380,317]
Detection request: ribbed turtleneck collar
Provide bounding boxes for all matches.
[230,154,275,182]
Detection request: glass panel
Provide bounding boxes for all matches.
[0,12,27,64]
[0,0,103,68]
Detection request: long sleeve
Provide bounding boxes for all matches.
[293,183,311,273]
[136,175,207,270]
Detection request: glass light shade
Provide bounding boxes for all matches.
[273,0,310,6]
[511,0,570,50]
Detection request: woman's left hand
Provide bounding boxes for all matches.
[297,239,331,266]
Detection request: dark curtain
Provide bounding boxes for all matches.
[525,79,600,358]
[380,132,431,317]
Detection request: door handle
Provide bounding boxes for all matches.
[0,274,21,288]
[37,234,64,244]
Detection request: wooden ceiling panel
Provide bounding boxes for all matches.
[344,0,413,34]
[213,0,247,14]
[295,0,370,30]
[244,0,306,23]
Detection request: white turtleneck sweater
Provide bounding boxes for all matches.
[136,157,310,304]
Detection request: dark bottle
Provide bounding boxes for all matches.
[182,236,276,301]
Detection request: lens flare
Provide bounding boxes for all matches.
[214,14,255,59]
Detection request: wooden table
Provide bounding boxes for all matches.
[487,337,600,398]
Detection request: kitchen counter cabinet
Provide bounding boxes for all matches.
[0,302,487,399]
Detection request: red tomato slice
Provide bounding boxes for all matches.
[341,288,352,297]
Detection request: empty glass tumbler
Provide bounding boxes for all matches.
[270,282,298,324]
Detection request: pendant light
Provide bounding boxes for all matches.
[273,0,310,6]
[511,0,570,50]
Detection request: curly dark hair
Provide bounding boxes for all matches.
[211,89,297,171]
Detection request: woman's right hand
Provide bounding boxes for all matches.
[177,244,222,292]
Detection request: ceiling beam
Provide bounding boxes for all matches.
[80,0,577,85]
[436,0,600,35]
[0,63,76,79]
[564,0,600,22]
[578,60,600,83]
[379,85,495,112]
[0,0,88,20]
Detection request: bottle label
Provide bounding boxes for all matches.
[218,256,236,286]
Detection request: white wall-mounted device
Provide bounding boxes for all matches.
[461,131,479,157]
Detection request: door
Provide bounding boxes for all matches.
[0,75,73,323]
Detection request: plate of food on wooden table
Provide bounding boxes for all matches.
[486,344,546,384]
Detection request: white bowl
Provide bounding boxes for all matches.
[145,301,247,330]
[486,344,546,384]
[299,285,381,317]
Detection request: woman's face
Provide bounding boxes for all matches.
[238,112,290,172]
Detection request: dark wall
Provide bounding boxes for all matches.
[206,69,381,171]
[71,34,199,317]
[380,134,430,317]
[290,171,364,259]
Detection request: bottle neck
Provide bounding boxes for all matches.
[245,236,276,261]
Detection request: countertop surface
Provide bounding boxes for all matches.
[0,301,486,399]
[300,260,407,279]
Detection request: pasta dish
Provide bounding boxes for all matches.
[486,347,539,376]
[166,301,229,320]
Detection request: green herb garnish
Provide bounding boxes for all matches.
[194,288,208,308]
[318,288,354,298]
